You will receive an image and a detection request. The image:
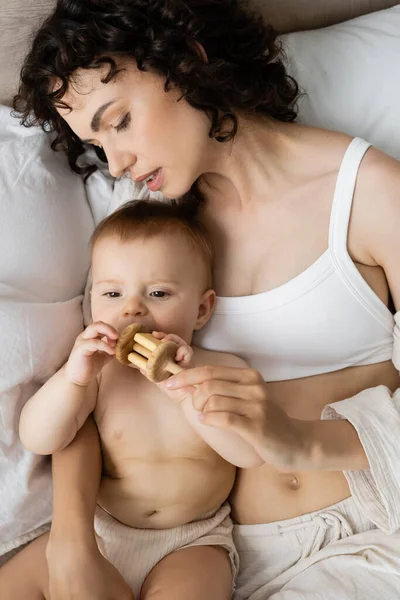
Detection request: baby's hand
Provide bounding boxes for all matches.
[150,331,195,405]
[65,321,118,386]
[151,331,194,368]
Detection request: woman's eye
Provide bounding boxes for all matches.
[104,292,121,298]
[115,113,131,133]
[150,291,168,298]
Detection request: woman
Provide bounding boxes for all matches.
[5,0,400,598]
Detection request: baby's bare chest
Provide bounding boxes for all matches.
[94,364,210,465]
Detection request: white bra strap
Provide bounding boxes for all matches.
[328,137,372,257]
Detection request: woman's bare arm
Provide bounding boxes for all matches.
[47,416,135,600]
[49,415,101,546]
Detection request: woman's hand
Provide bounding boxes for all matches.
[65,322,118,386]
[46,536,134,600]
[164,365,310,470]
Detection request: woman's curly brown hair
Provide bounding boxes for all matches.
[13,0,299,181]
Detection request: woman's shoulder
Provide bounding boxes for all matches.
[358,142,400,187]
[292,124,400,198]
[351,141,400,235]
[347,137,400,285]
[286,124,356,171]
[289,122,400,297]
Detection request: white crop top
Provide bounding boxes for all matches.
[194,138,395,381]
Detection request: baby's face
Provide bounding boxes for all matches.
[91,233,212,343]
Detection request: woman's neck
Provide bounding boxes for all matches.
[199,116,300,211]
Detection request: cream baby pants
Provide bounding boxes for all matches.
[95,502,238,598]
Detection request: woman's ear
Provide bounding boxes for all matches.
[194,41,208,64]
[194,289,216,330]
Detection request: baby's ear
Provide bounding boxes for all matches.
[194,289,216,330]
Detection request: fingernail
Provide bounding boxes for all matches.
[165,378,177,389]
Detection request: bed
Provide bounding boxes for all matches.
[0,0,399,563]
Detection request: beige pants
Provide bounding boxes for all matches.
[234,495,400,599]
[95,502,238,598]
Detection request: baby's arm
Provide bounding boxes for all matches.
[19,321,117,455]
[152,334,264,468]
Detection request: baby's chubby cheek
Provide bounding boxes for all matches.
[90,307,119,332]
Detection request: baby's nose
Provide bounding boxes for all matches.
[122,297,148,317]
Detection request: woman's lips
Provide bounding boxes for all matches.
[145,168,163,192]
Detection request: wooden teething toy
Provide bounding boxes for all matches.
[116,323,183,383]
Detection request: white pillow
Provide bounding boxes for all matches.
[282,6,400,160]
[0,106,94,554]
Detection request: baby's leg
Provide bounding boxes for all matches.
[140,545,232,600]
[0,532,50,600]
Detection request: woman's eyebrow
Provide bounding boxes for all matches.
[81,100,117,143]
[91,100,116,131]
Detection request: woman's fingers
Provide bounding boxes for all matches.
[166,365,262,390]
[200,410,249,432]
[166,385,197,405]
[192,381,253,411]
[200,411,262,452]
[200,394,249,416]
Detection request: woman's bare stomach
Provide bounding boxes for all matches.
[231,360,400,524]
[98,455,235,529]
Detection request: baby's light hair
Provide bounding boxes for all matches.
[91,199,213,288]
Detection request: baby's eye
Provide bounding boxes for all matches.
[150,291,169,298]
[104,291,121,298]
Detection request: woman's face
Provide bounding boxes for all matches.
[58,61,214,197]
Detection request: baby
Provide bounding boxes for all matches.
[18,199,262,600]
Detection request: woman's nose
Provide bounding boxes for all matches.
[105,146,136,179]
